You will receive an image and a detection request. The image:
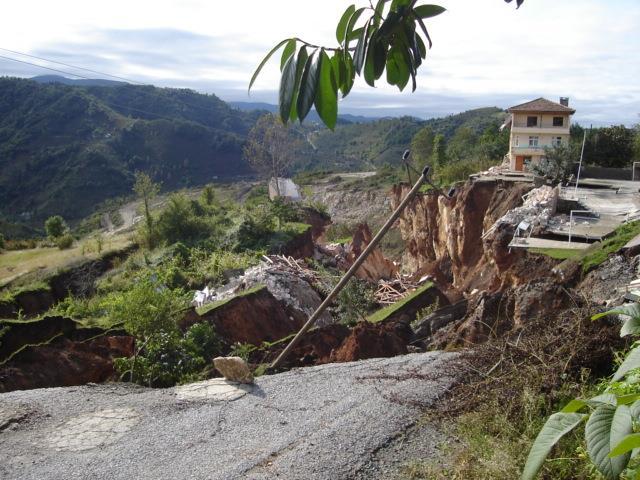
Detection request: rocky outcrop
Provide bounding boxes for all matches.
[348,223,398,282]
[392,179,536,292]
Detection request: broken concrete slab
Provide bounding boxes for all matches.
[175,378,253,401]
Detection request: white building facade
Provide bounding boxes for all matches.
[505,97,575,172]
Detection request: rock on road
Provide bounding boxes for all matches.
[0,352,459,480]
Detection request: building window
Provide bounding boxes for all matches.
[553,116,564,127]
[528,136,539,147]
[515,136,519,147]
[552,136,562,147]
[527,116,538,127]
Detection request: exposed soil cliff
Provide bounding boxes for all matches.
[391,179,547,294]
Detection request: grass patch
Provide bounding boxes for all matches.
[580,220,640,273]
[0,233,133,287]
[0,281,51,304]
[367,282,433,323]
[529,247,581,260]
[196,284,266,316]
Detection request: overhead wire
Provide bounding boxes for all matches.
[0,47,145,84]
[0,51,238,123]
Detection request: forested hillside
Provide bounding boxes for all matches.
[0,77,510,234]
[0,77,257,225]
[298,107,507,170]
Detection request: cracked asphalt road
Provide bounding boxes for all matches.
[0,351,459,480]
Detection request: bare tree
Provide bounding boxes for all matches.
[243,113,301,196]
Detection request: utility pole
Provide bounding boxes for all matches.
[270,164,433,370]
[574,124,591,197]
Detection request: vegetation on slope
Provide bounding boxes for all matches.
[0,77,256,229]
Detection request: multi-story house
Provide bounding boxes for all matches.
[505,97,575,172]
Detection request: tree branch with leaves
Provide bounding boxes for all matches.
[249,0,524,130]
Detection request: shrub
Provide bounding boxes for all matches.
[0,233,4,250]
[102,272,188,339]
[55,233,74,250]
[45,215,67,238]
[114,322,222,387]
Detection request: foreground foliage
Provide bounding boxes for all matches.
[523,304,640,479]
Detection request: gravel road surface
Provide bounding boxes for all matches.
[0,352,458,480]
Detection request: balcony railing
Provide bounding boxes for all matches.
[512,145,559,151]
[512,123,567,129]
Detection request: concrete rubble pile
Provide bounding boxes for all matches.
[192,255,334,327]
[489,185,559,235]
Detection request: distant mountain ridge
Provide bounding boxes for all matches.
[1,75,506,235]
[0,77,259,225]
[31,75,129,87]
[229,101,381,124]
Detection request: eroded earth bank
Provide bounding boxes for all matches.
[1,173,636,479]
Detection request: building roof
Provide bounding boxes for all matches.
[507,97,576,114]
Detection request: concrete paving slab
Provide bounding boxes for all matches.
[509,237,590,250]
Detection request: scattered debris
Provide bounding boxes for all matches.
[194,255,333,327]
[488,185,559,235]
[374,275,421,305]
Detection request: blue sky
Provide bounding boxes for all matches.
[1,0,638,126]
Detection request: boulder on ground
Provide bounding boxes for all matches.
[214,356,254,384]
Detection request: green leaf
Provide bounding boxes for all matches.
[372,38,387,79]
[344,7,366,48]
[585,404,633,479]
[415,33,427,59]
[609,433,640,458]
[331,50,346,92]
[561,398,588,413]
[336,5,356,44]
[296,50,319,122]
[280,39,296,71]
[249,38,291,93]
[592,303,640,322]
[616,394,640,406]
[353,18,372,75]
[314,50,338,130]
[588,393,619,407]
[289,46,308,122]
[341,51,355,97]
[379,10,401,37]
[390,0,412,13]
[415,15,433,48]
[386,45,404,86]
[364,35,385,86]
[413,4,446,19]
[613,346,640,381]
[278,52,297,123]
[373,0,388,28]
[521,412,586,480]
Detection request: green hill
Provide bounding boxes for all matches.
[298,107,507,171]
[0,77,257,228]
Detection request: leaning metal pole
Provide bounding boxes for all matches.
[270,165,430,370]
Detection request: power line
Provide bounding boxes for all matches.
[0,47,144,84]
[0,54,99,81]
[0,50,242,121]
[0,54,189,122]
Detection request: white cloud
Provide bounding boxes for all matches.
[0,0,638,125]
